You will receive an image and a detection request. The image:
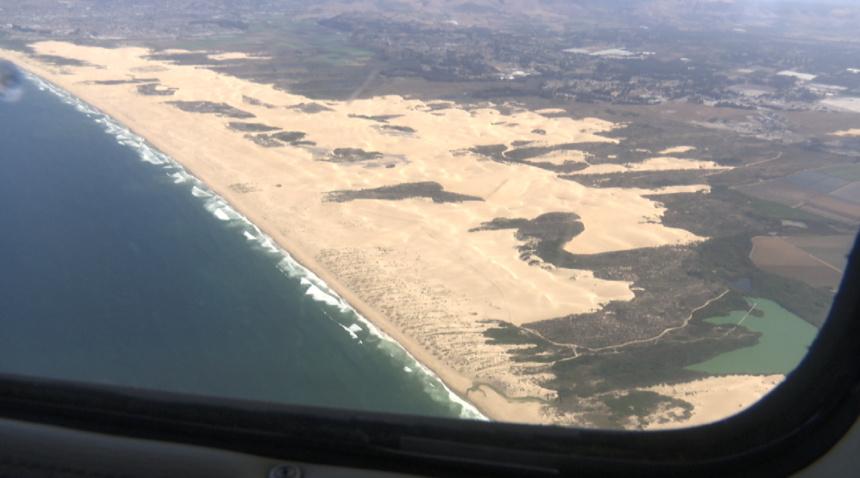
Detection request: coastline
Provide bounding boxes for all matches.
[1,41,740,426]
[12,61,497,422]
[2,47,547,423]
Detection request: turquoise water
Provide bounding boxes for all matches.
[686,298,819,375]
[0,73,481,419]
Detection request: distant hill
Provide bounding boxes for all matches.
[292,0,860,34]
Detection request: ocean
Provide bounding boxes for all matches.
[0,73,482,420]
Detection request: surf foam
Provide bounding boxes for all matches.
[26,71,487,422]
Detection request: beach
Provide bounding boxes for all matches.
[2,41,741,424]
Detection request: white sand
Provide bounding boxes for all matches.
[207,52,272,61]
[523,149,588,165]
[641,375,784,429]
[2,41,726,425]
[829,128,860,136]
[659,146,695,154]
[569,156,729,176]
[534,108,568,115]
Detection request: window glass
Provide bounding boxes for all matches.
[0,0,858,431]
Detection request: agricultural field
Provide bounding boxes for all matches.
[783,235,857,272]
[734,170,860,225]
[749,236,844,289]
[818,164,860,182]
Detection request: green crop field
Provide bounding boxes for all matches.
[818,164,860,181]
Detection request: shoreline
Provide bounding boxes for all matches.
[5,52,518,423]
[1,41,746,427]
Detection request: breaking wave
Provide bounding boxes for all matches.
[27,72,486,421]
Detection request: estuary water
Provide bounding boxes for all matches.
[686,298,819,375]
[0,74,482,419]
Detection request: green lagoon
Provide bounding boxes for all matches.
[686,298,820,375]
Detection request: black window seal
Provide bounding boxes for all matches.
[0,233,857,478]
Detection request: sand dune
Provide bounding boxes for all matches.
[641,375,784,429]
[2,41,728,425]
[518,149,589,166]
[207,52,272,61]
[829,128,860,136]
[659,145,695,154]
[568,156,729,176]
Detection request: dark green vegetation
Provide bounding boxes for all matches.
[545,329,757,400]
[556,114,856,189]
[690,291,757,323]
[479,233,764,408]
[471,213,585,266]
[323,148,384,162]
[465,144,589,173]
[506,140,648,165]
[380,124,416,133]
[324,182,483,204]
[466,112,855,183]
[94,78,159,85]
[480,319,723,424]
[287,103,333,114]
[348,114,403,123]
[564,170,712,189]
[228,122,281,132]
[643,188,839,326]
[527,245,731,348]
[480,184,840,413]
[272,131,307,143]
[242,95,277,109]
[484,321,573,363]
[347,114,417,133]
[482,303,757,410]
[468,217,531,232]
[240,130,313,148]
[563,142,854,189]
[603,391,693,424]
[145,51,216,66]
[33,53,91,67]
[644,187,840,239]
[165,101,255,119]
[698,234,834,327]
[521,195,834,341]
[137,83,177,96]
[243,134,283,148]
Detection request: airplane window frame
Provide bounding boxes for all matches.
[0,235,857,477]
